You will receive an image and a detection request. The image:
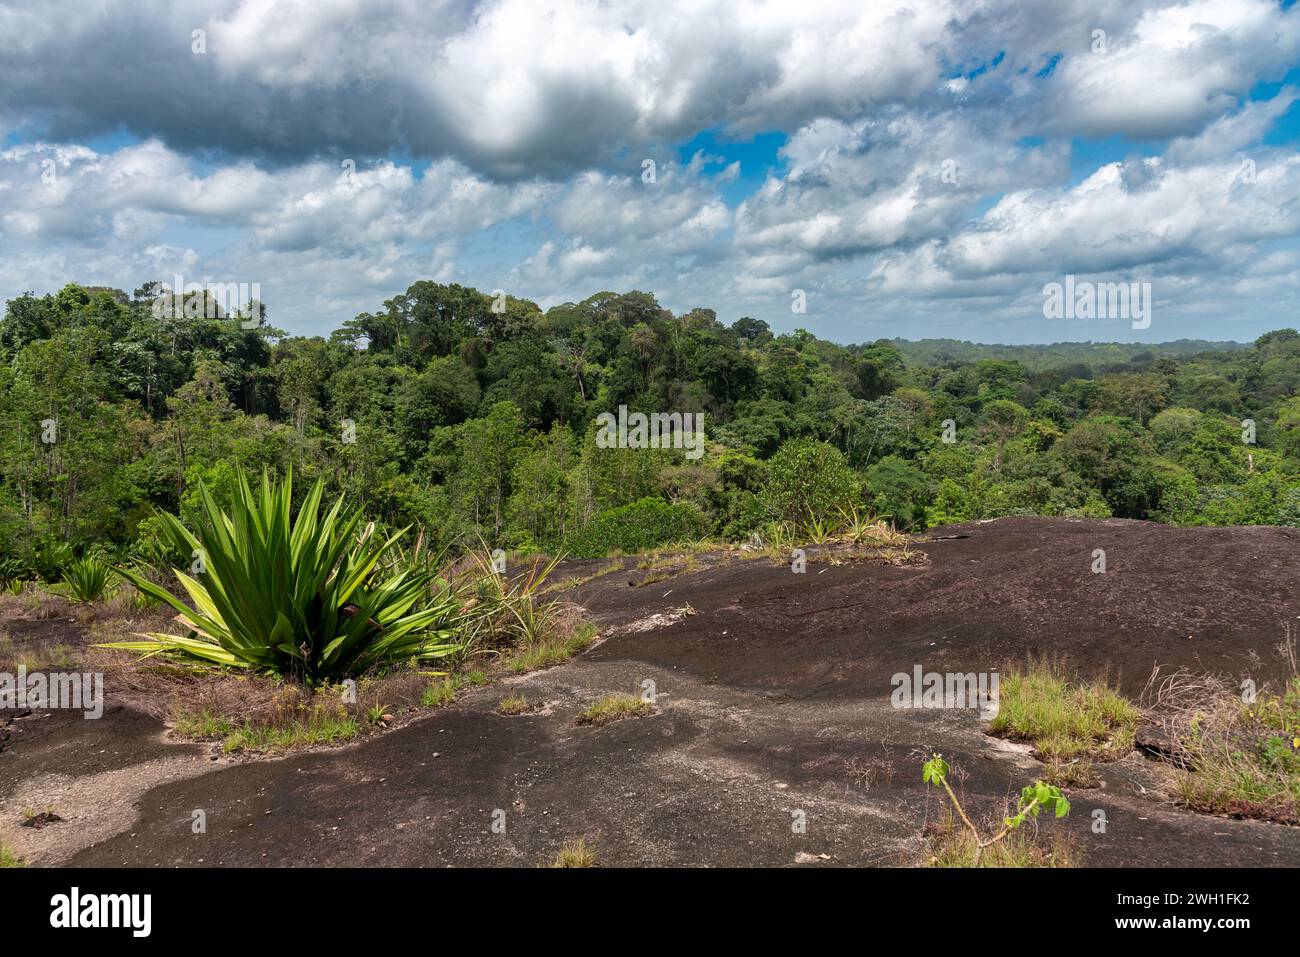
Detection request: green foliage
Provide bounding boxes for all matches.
[507,423,577,548]
[129,513,191,573]
[33,539,74,582]
[1008,780,1072,829]
[865,456,930,530]
[921,754,949,786]
[925,477,972,526]
[454,401,527,540]
[566,497,708,559]
[101,468,461,682]
[979,399,1029,469]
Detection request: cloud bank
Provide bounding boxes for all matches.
[1,0,1298,342]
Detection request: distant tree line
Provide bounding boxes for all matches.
[1,281,1297,576]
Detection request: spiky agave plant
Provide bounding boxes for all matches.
[837,504,907,547]
[802,510,836,545]
[101,468,462,682]
[59,555,117,602]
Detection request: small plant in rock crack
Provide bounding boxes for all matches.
[575,693,653,726]
[922,754,1070,866]
[497,693,534,715]
[549,837,597,867]
[21,806,62,829]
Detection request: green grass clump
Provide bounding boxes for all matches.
[222,707,359,753]
[575,693,653,727]
[632,554,702,587]
[542,561,622,594]
[0,841,24,868]
[421,670,487,708]
[497,693,534,715]
[507,625,597,673]
[173,709,234,739]
[987,664,1139,761]
[175,704,359,753]
[1043,759,1100,789]
[421,680,458,708]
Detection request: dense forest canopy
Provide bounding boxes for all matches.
[2,280,1298,577]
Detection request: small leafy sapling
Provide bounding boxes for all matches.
[922,754,1070,865]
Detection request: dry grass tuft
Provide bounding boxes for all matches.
[1142,645,1300,824]
[548,838,597,868]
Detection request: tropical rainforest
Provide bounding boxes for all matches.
[2,280,1297,579]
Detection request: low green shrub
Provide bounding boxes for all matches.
[565,498,708,558]
[758,437,857,528]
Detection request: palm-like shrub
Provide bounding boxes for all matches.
[102,469,461,682]
[60,555,116,602]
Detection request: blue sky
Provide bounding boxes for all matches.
[2,0,1299,345]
